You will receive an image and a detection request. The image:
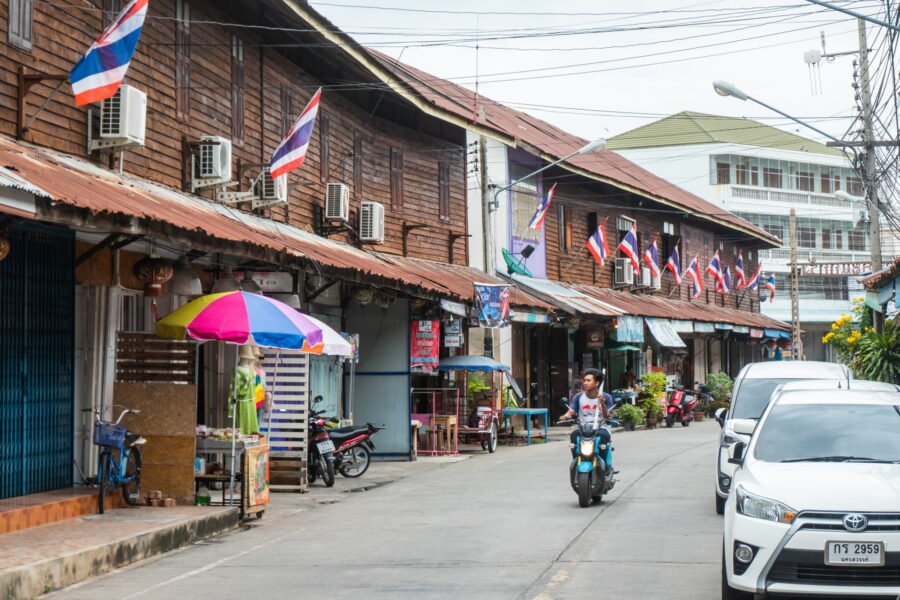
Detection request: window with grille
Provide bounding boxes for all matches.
[795,171,814,192]
[175,0,191,121]
[9,0,34,50]
[510,182,540,242]
[736,163,758,186]
[848,229,866,251]
[799,276,849,300]
[231,36,245,145]
[798,226,816,249]
[763,167,782,189]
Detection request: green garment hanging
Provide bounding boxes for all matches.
[229,366,259,435]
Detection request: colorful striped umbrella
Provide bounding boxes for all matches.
[300,314,353,356]
[156,291,323,350]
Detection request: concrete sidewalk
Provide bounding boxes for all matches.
[0,505,237,600]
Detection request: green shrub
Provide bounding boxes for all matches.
[852,320,900,383]
[640,372,667,399]
[615,403,645,425]
[638,397,664,420]
[706,372,733,402]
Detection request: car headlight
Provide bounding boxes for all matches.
[735,486,796,524]
[580,440,595,457]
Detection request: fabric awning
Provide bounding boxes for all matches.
[646,318,687,348]
[764,329,791,339]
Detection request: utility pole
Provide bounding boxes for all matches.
[479,135,494,275]
[789,209,803,360]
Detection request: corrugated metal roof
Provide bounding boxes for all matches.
[0,135,549,310]
[608,112,845,157]
[860,257,900,289]
[509,275,622,316]
[366,52,780,248]
[0,166,50,198]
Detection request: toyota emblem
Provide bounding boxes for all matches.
[843,513,868,532]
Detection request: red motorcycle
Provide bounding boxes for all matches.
[665,386,698,428]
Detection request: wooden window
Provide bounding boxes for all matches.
[798,226,816,249]
[390,148,403,209]
[175,0,190,122]
[438,161,450,221]
[821,173,832,194]
[353,133,363,198]
[715,162,731,184]
[835,231,843,250]
[833,174,841,191]
[231,36,245,145]
[9,0,34,50]
[319,114,330,183]
[736,163,759,186]
[102,0,121,27]
[763,167,782,189]
[795,171,814,192]
[822,228,831,249]
[280,85,293,137]
[557,204,568,252]
[848,229,866,252]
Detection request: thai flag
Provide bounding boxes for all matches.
[528,183,556,230]
[734,251,746,290]
[642,239,661,278]
[70,0,149,107]
[706,250,725,287]
[270,88,322,179]
[665,244,682,285]
[746,263,763,290]
[685,255,703,299]
[586,223,610,268]
[717,268,732,294]
[765,274,777,302]
[618,225,640,271]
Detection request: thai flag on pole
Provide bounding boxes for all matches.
[70,0,149,107]
[270,88,322,179]
[665,243,682,285]
[734,251,746,290]
[765,274,777,303]
[685,255,704,299]
[528,183,556,230]
[746,263,763,290]
[706,250,725,287]
[717,268,732,294]
[642,239,661,278]
[586,222,610,268]
[618,225,640,271]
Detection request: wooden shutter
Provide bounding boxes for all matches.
[390,148,403,209]
[9,0,34,51]
[438,161,450,221]
[280,86,293,137]
[353,133,363,199]
[320,114,330,183]
[175,0,191,122]
[231,36,245,145]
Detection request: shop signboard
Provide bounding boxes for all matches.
[444,319,462,348]
[236,271,293,293]
[473,283,510,328]
[614,316,644,343]
[585,328,604,349]
[693,322,715,333]
[733,326,750,334]
[750,328,764,338]
[410,320,440,373]
[801,262,869,277]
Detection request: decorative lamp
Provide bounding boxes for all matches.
[211,266,240,293]
[169,255,202,296]
[269,293,301,308]
[0,234,9,262]
[132,254,174,297]
[240,271,263,294]
[375,290,396,310]
[353,287,374,306]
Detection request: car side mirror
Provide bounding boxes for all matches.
[714,407,727,428]
[732,419,757,436]
[728,441,746,465]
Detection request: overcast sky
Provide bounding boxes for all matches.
[310,0,888,145]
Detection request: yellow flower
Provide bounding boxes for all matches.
[832,323,839,331]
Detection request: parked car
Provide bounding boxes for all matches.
[714,361,851,514]
[722,388,900,599]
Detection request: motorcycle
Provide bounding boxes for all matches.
[559,397,620,508]
[665,385,698,428]
[312,396,384,479]
[307,408,336,487]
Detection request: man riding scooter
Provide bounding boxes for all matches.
[560,369,613,457]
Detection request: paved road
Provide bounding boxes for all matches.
[47,421,723,600]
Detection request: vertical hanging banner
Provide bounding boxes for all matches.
[410,320,440,373]
[473,283,511,328]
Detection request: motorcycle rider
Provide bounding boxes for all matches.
[561,368,613,457]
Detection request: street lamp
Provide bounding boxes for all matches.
[490,138,606,212]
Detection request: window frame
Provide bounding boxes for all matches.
[8,0,35,51]
[231,35,245,146]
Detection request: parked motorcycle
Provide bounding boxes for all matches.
[665,385,698,428]
[307,408,336,487]
[312,396,384,478]
[559,398,620,508]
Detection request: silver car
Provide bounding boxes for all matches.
[714,361,852,515]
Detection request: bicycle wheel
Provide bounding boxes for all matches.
[121,447,142,506]
[98,450,112,514]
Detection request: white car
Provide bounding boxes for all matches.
[714,361,852,514]
[722,388,900,599]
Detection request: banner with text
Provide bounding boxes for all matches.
[473,283,510,328]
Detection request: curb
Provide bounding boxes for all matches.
[1,508,238,600]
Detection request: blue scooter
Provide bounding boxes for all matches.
[559,397,620,508]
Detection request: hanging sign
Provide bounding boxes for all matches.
[585,329,604,349]
[473,283,510,328]
[444,318,462,348]
[410,320,440,373]
[614,316,644,343]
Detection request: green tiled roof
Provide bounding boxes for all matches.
[607,111,844,157]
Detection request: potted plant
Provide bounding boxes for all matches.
[615,403,645,431]
[639,372,667,401]
[706,372,734,417]
[638,397,664,429]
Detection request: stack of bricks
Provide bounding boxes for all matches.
[145,491,177,507]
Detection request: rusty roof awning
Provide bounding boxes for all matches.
[0,135,550,312]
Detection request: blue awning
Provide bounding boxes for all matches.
[764,329,791,339]
[438,355,510,372]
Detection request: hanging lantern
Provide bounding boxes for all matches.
[0,234,9,263]
[169,255,202,296]
[353,287,374,306]
[375,290,396,310]
[132,255,174,297]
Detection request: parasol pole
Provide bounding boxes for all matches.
[228,348,239,508]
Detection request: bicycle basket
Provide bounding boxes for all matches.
[93,421,126,448]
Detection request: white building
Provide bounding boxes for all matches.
[609,112,872,361]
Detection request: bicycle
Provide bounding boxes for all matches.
[91,406,145,514]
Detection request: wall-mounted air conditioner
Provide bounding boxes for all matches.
[359,201,385,244]
[325,183,350,222]
[191,136,233,191]
[252,168,288,209]
[614,258,634,287]
[637,266,652,288]
[89,85,147,151]
[650,274,662,290]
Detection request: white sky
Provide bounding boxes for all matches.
[309,0,888,145]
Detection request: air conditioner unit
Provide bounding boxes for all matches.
[252,168,288,209]
[650,274,662,290]
[191,136,233,191]
[637,266,652,288]
[614,258,634,287]
[359,201,385,244]
[325,183,350,222]
[90,85,147,151]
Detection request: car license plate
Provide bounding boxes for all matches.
[317,440,335,454]
[825,541,885,566]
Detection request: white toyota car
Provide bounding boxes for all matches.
[722,388,900,599]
